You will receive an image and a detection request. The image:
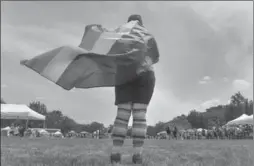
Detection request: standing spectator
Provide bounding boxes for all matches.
[173,126,178,140]
[166,126,171,140]
[18,125,25,137]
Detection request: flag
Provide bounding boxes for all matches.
[21,21,159,90]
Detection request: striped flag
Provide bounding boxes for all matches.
[21,21,159,90]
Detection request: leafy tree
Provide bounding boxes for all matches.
[153,121,165,134]
[224,104,235,122]
[246,100,253,116]
[249,100,253,115]
[87,122,104,133]
[147,125,157,136]
[168,115,192,130]
[46,110,63,128]
[230,92,246,106]
[29,101,48,115]
[28,101,48,128]
[60,116,76,134]
[224,92,249,123]
[187,110,204,128]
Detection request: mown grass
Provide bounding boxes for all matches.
[1,137,254,166]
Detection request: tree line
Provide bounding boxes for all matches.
[1,92,253,136]
[149,92,253,135]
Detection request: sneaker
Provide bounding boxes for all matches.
[132,153,142,164]
[110,153,121,164]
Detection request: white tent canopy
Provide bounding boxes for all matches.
[1,126,11,131]
[226,114,253,125]
[1,104,45,120]
[157,131,167,135]
[54,131,62,135]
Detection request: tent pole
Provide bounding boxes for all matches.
[43,120,46,129]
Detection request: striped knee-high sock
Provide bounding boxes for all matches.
[132,103,147,154]
[111,103,132,153]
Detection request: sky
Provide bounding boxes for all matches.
[1,1,253,126]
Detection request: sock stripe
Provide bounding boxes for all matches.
[131,103,147,149]
[133,119,146,122]
[112,134,126,138]
[113,129,127,136]
[132,109,146,113]
[132,123,147,128]
[116,117,129,123]
[113,139,124,146]
[133,139,145,147]
[111,103,132,154]
[132,128,146,136]
[114,121,128,128]
[132,103,147,109]
[118,108,132,112]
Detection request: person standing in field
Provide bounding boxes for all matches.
[166,125,171,140]
[110,14,159,164]
[173,126,178,140]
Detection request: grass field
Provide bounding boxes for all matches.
[1,137,254,166]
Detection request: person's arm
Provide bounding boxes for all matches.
[146,37,160,64]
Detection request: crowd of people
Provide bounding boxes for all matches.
[5,123,26,137]
[3,122,253,141]
[157,124,253,140]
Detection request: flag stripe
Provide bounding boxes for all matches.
[91,32,122,55]
[116,21,137,33]
[25,47,62,73]
[56,53,96,89]
[79,25,103,51]
[41,46,88,83]
[108,22,146,56]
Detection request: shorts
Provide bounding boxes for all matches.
[115,70,155,105]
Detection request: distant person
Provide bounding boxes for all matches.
[9,123,15,136]
[110,14,159,165]
[166,126,171,139]
[18,125,25,137]
[173,126,178,139]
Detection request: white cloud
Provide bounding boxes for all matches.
[198,76,212,84]
[203,76,211,81]
[198,80,207,85]
[233,79,251,91]
[195,99,221,112]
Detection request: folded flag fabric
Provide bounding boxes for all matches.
[21,21,159,90]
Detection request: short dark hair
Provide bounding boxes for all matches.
[127,14,143,25]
